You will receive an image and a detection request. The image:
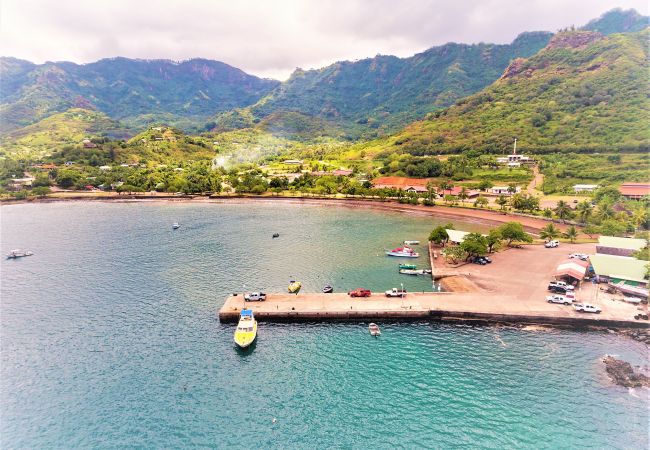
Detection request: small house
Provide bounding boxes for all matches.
[573,184,598,193]
[490,186,521,195]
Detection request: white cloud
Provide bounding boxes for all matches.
[1,0,647,80]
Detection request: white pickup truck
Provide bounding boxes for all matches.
[244,292,267,302]
[385,288,407,298]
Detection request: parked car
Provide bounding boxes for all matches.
[546,294,573,305]
[573,303,601,314]
[244,292,266,301]
[569,253,589,261]
[545,240,560,248]
[470,255,492,265]
[548,281,575,291]
[348,288,371,298]
[471,256,487,265]
[385,288,407,297]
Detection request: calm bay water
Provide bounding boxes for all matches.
[1,201,648,449]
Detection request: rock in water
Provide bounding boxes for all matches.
[603,356,650,388]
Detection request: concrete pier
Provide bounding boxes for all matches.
[218,292,649,329]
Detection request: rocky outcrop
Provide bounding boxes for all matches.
[546,31,603,50]
[603,355,650,388]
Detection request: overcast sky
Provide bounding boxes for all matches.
[1,0,647,80]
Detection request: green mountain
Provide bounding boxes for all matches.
[211,32,553,139]
[357,29,650,156]
[0,108,130,159]
[581,8,649,35]
[0,57,279,132]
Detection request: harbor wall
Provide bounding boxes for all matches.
[218,304,650,329]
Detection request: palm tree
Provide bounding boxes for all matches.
[540,223,561,241]
[576,200,593,224]
[426,181,438,202]
[458,187,468,203]
[564,225,579,243]
[439,180,453,196]
[597,202,615,221]
[554,200,573,223]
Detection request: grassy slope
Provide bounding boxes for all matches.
[0,108,130,159]
[355,29,650,156]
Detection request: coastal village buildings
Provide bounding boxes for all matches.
[589,236,648,298]
[618,182,650,200]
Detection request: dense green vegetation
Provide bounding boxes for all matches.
[0,57,279,132]
[211,32,552,139]
[359,29,650,156]
[539,152,650,194]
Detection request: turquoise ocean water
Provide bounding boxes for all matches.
[1,201,648,448]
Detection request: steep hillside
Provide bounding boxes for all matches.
[0,57,279,132]
[581,8,649,35]
[358,29,650,156]
[211,32,553,138]
[0,108,130,158]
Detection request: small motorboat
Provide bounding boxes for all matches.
[6,249,33,259]
[234,309,257,349]
[172,223,180,229]
[385,245,419,258]
[322,285,333,294]
[399,264,417,270]
[399,269,432,276]
[272,233,280,238]
[288,280,302,294]
[368,323,381,337]
[403,240,420,246]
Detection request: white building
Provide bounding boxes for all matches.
[496,139,534,166]
[490,186,521,195]
[573,184,598,193]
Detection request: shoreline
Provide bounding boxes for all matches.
[1,194,563,232]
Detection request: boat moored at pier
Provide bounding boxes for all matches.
[288,280,302,294]
[233,309,257,349]
[385,246,419,258]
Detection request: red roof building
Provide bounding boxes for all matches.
[619,183,650,200]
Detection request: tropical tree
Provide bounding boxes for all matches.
[600,219,626,237]
[426,181,438,202]
[443,245,466,264]
[429,226,450,246]
[439,179,453,196]
[583,223,600,239]
[498,222,533,246]
[458,187,469,203]
[496,195,508,211]
[460,233,488,260]
[473,196,489,208]
[554,200,574,223]
[507,183,518,195]
[596,201,615,221]
[542,208,553,218]
[539,223,561,241]
[486,229,502,253]
[576,200,593,224]
[564,225,579,243]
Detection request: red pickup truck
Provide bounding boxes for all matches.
[348,288,372,298]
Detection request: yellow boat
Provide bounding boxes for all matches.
[288,280,302,294]
[233,309,257,349]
